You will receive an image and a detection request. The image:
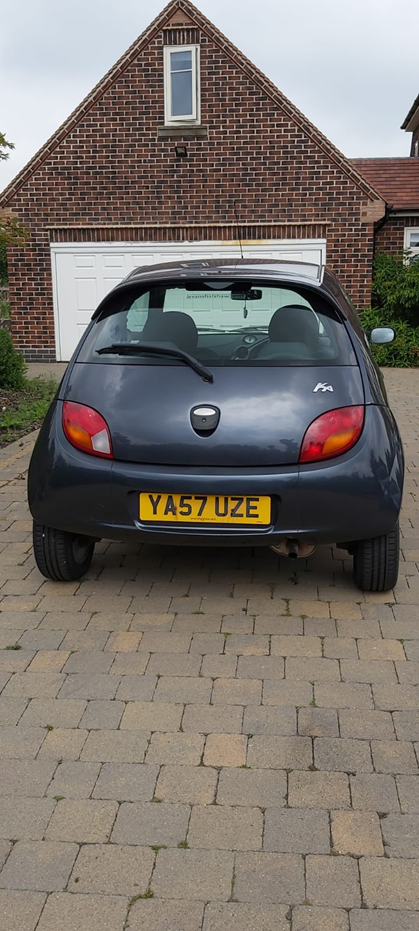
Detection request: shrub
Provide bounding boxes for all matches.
[360,307,419,368]
[0,329,26,388]
[372,251,419,326]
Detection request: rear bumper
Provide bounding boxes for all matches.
[28,403,404,547]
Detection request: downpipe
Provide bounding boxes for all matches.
[270,539,317,559]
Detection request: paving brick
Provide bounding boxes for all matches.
[81,730,149,763]
[110,652,149,675]
[152,848,234,901]
[200,654,238,677]
[0,651,35,672]
[203,733,247,767]
[39,612,90,630]
[272,635,322,657]
[292,906,349,931]
[350,773,400,812]
[0,759,56,797]
[154,676,212,704]
[349,910,418,931]
[39,728,88,761]
[0,696,27,725]
[237,657,284,682]
[263,679,313,706]
[3,673,65,698]
[156,765,217,804]
[0,890,47,931]
[340,660,397,683]
[289,600,330,619]
[314,738,373,772]
[357,638,405,661]
[392,711,419,741]
[182,703,243,734]
[18,630,64,651]
[111,800,190,846]
[0,725,46,758]
[254,614,303,635]
[331,810,383,855]
[264,807,330,853]
[0,841,78,891]
[79,700,124,730]
[371,740,418,774]
[35,892,128,931]
[0,839,10,868]
[339,709,395,740]
[304,618,338,637]
[61,629,109,652]
[360,857,419,909]
[373,684,419,711]
[188,804,263,850]
[129,900,204,930]
[248,735,312,769]
[298,707,339,737]
[381,812,419,857]
[212,677,261,705]
[190,634,225,654]
[323,638,358,660]
[396,661,419,684]
[397,775,419,812]
[104,631,142,652]
[146,732,205,765]
[306,855,361,908]
[221,615,254,634]
[288,771,351,809]
[243,704,296,735]
[216,766,286,807]
[47,761,101,799]
[0,797,55,841]
[19,698,86,729]
[115,674,157,701]
[93,762,158,801]
[121,701,183,732]
[68,843,153,895]
[203,902,289,931]
[315,683,373,710]
[223,635,268,655]
[337,618,381,638]
[172,614,222,633]
[46,798,118,843]
[234,851,305,904]
[286,657,340,680]
[58,674,120,700]
[88,612,132,631]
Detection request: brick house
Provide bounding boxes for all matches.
[0,0,386,361]
[352,97,419,259]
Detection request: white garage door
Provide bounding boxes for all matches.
[51,240,326,361]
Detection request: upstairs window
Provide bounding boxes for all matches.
[404,228,419,260]
[164,46,200,124]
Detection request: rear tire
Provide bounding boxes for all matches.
[353,523,399,592]
[33,521,94,581]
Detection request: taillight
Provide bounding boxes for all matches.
[299,406,364,463]
[62,401,113,459]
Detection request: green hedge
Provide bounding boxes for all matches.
[0,329,26,389]
[360,307,419,368]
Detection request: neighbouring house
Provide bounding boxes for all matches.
[0,0,397,361]
[352,95,419,259]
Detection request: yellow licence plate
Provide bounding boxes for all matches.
[139,493,271,525]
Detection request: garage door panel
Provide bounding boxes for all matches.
[52,240,326,361]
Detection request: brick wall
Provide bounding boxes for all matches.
[4,19,380,360]
[375,216,418,254]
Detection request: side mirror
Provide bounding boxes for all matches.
[370,327,395,345]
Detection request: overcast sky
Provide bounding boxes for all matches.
[1,0,417,190]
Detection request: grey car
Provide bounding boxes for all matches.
[28,259,404,591]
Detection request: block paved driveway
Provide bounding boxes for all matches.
[0,369,418,931]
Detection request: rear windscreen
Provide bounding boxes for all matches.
[77,280,357,367]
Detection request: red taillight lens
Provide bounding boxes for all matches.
[62,401,113,459]
[299,406,364,463]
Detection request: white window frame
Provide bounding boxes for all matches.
[404,227,419,259]
[164,45,200,125]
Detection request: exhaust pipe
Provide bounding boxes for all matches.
[270,539,317,559]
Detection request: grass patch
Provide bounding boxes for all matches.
[0,378,57,447]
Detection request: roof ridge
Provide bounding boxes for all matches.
[1,0,383,205]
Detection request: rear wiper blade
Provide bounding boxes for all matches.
[96,342,214,383]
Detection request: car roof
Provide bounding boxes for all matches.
[124,258,324,286]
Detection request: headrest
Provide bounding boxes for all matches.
[269,305,319,344]
[142,311,198,355]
